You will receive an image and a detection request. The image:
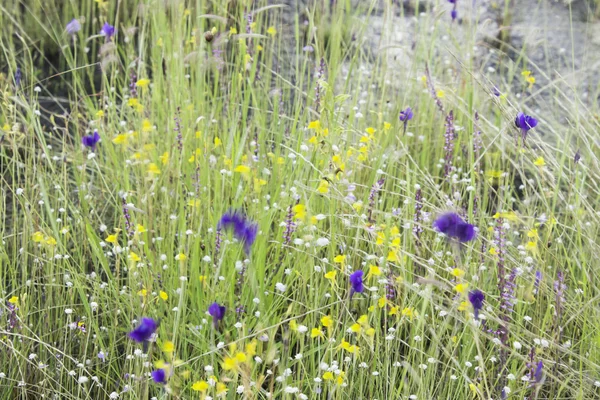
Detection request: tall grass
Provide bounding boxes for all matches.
[1,0,600,399]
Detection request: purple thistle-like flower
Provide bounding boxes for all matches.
[218,210,258,254]
[82,130,100,150]
[515,112,538,143]
[349,270,364,297]
[208,302,226,329]
[151,369,167,384]
[468,290,485,320]
[100,22,116,39]
[433,212,476,242]
[66,19,81,35]
[128,317,158,343]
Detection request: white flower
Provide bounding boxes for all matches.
[513,341,522,350]
[315,238,330,246]
[109,392,119,399]
[275,283,286,292]
[78,376,89,384]
[297,325,308,333]
[65,308,73,315]
[236,386,245,394]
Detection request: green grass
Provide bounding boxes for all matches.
[1,0,600,399]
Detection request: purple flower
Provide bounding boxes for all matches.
[515,112,538,143]
[468,290,485,320]
[303,45,314,52]
[82,130,100,150]
[128,317,158,343]
[100,22,116,39]
[208,302,226,329]
[349,270,364,297]
[534,361,543,384]
[515,112,538,131]
[399,107,414,122]
[15,67,21,88]
[451,9,458,20]
[433,212,476,242]
[66,19,81,35]
[218,210,258,253]
[492,87,501,97]
[151,369,167,384]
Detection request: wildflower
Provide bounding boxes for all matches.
[349,270,364,297]
[311,328,324,338]
[267,26,277,36]
[128,317,158,343]
[321,316,333,328]
[208,302,226,329]
[324,271,337,282]
[399,107,414,122]
[66,19,81,35]
[151,369,167,384]
[468,290,485,320]
[100,22,115,39]
[8,296,18,304]
[534,157,545,167]
[534,361,544,384]
[192,380,209,391]
[515,112,538,142]
[162,341,174,353]
[433,212,476,242]
[136,79,150,88]
[218,210,258,254]
[454,283,468,294]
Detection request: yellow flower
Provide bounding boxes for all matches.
[493,211,519,221]
[386,251,398,262]
[129,252,141,262]
[383,122,391,130]
[32,231,44,242]
[458,301,469,311]
[389,306,398,316]
[534,157,546,167]
[451,268,465,278]
[350,323,361,333]
[188,155,195,163]
[527,228,538,239]
[324,271,337,282]
[216,382,228,395]
[136,224,146,233]
[192,381,209,392]
[311,328,324,338]
[366,127,375,136]
[485,170,503,179]
[489,247,498,256]
[321,315,333,328]
[525,241,537,252]
[235,352,247,363]
[8,296,18,304]
[357,315,368,325]
[159,291,168,301]
[136,79,150,88]
[267,26,277,36]
[368,265,382,278]
[245,341,257,357]
[229,27,237,36]
[333,255,345,264]
[292,204,306,220]
[187,199,201,207]
[198,275,207,283]
[323,371,334,380]
[317,179,329,194]
[234,165,250,174]
[365,327,375,336]
[104,233,118,243]
[378,297,387,308]
[147,163,161,175]
[141,119,152,133]
[176,253,186,261]
[214,137,222,147]
[162,340,174,353]
[401,307,415,319]
[222,356,238,371]
[137,289,147,297]
[95,110,104,118]
[308,120,321,130]
[436,90,445,98]
[112,134,128,145]
[521,70,531,77]
[454,283,469,294]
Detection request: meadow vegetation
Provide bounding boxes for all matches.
[1,0,600,399]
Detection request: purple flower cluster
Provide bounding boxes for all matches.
[218,210,258,254]
[468,289,485,320]
[515,112,538,143]
[433,212,476,242]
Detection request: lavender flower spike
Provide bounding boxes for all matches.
[128,317,158,343]
[433,212,476,242]
[349,270,364,298]
[82,130,100,150]
[468,290,485,320]
[208,302,226,329]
